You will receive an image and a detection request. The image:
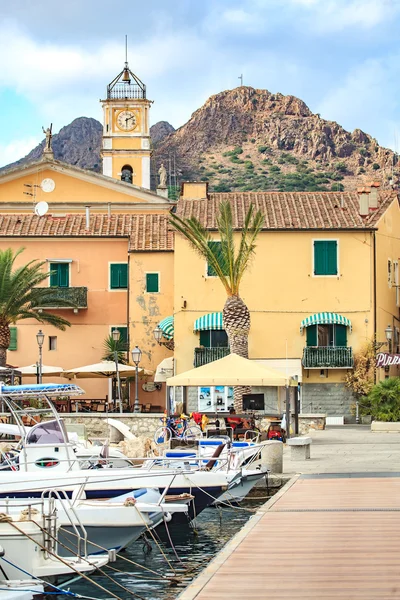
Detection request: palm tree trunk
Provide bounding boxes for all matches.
[223,295,251,411]
[0,323,10,368]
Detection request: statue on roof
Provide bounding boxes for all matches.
[158,163,167,188]
[42,124,53,154]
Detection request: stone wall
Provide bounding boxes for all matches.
[301,383,354,418]
[61,413,162,442]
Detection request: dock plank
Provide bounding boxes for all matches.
[180,475,400,600]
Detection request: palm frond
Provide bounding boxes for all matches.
[102,335,128,363]
[170,200,264,297]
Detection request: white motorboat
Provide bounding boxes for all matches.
[0,502,109,595]
[0,383,241,521]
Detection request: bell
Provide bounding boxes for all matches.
[122,68,131,84]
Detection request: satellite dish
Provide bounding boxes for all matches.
[34,201,49,217]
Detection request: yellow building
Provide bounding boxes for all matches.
[169,182,400,419]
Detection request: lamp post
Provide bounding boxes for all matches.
[36,330,45,384]
[385,324,393,353]
[131,346,142,413]
[153,326,174,351]
[112,328,123,414]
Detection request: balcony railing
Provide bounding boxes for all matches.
[302,346,353,369]
[33,287,88,310]
[194,347,230,367]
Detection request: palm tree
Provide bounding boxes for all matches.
[102,334,128,364]
[0,248,71,367]
[170,200,264,410]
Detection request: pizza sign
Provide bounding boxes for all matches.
[376,352,400,367]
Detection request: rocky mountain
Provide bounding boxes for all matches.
[155,87,397,192]
[2,87,397,192]
[1,118,103,173]
[150,121,175,144]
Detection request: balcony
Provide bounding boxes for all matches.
[33,287,88,311]
[302,346,353,369]
[194,347,230,367]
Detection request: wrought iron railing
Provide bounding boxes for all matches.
[194,347,230,367]
[302,346,353,369]
[34,287,88,309]
[107,83,146,100]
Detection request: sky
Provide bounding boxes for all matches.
[0,0,400,167]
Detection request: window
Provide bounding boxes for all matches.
[110,264,128,289]
[207,242,229,277]
[199,330,229,348]
[313,241,338,276]
[306,324,347,347]
[121,164,133,184]
[50,263,69,288]
[8,327,17,351]
[388,259,393,287]
[111,326,128,350]
[49,336,57,351]
[146,273,159,293]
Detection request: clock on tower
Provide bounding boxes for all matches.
[101,60,152,189]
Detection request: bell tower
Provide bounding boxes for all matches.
[101,54,152,189]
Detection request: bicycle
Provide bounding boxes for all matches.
[153,413,203,445]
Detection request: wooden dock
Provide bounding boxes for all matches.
[179,474,400,600]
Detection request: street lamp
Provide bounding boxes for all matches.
[131,346,142,413]
[112,328,123,414]
[153,326,174,351]
[36,329,45,384]
[385,324,393,352]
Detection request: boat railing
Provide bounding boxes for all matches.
[41,487,88,559]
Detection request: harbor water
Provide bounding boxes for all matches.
[58,489,271,600]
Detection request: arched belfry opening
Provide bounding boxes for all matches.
[121,165,133,184]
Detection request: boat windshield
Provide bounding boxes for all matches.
[26,419,67,445]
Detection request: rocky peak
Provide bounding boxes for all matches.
[150,121,175,145]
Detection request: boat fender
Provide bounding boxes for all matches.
[164,512,172,523]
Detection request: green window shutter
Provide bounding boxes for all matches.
[50,263,59,287]
[58,263,69,288]
[306,325,317,346]
[207,242,228,276]
[110,264,119,289]
[119,264,128,289]
[8,327,17,351]
[326,241,338,275]
[110,264,127,289]
[146,273,159,293]
[335,325,347,347]
[199,331,211,347]
[313,242,326,275]
[314,241,338,275]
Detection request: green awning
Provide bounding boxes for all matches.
[194,312,224,332]
[300,313,352,333]
[158,316,174,340]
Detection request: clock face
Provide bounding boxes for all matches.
[116,110,137,131]
[41,178,55,193]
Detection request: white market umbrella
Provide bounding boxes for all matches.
[18,364,64,377]
[62,360,152,380]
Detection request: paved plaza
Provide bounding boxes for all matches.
[284,425,400,474]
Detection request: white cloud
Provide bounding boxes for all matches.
[0,136,42,168]
[0,20,212,133]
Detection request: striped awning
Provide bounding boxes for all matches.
[300,313,352,333]
[158,316,174,340]
[194,312,224,332]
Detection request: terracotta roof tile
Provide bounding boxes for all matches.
[0,213,174,251]
[176,191,397,230]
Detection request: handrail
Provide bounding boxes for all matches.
[41,488,88,558]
